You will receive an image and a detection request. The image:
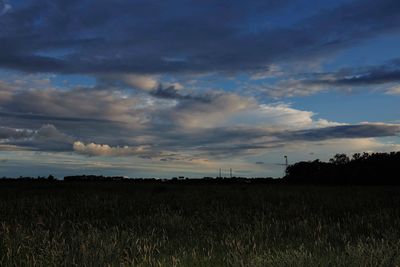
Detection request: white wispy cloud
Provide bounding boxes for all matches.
[385,85,400,95]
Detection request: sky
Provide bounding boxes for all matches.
[0,0,400,178]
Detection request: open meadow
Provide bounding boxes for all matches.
[1,181,400,266]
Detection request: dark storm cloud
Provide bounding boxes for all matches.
[0,111,114,123]
[150,84,212,102]
[0,126,32,139]
[281,124,400,142]
[16,124,74,151]
[0,54,68,73]
[1,0,400,74]
[0,124,74,152]
[304,59,400,86]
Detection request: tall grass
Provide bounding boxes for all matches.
[0,182,400,266]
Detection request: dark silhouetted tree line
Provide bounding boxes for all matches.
[63,175,125,181]
[284,152,400,185]
[0,175,56,181]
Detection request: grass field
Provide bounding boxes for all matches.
[0,181,400,266]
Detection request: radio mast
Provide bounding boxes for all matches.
[284,155,288,177]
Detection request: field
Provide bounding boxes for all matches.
[0,181,400,266]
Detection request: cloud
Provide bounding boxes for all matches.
[34,124,72,142]
[0,79,399,161]
[0,144,28,151]
[224,103,340,129]
[256,79,326,98]
[1,0,400,75]
[300,59,400,87]
[73,141,148,157]
[256,59,400,97]
[99,74,159,91]
[119,75,158,91]
[385,85,400,95]
[24,124,74,151]
[150,84,211,103]
[0,0,11,16]
[193,123,400,157]
[0,81,147,132]
[250,65,284,80]
[162,94,339,130]
[280,123,400,142]
[163,92,255,128]
[0,124,74,151]
[0,126,32,140]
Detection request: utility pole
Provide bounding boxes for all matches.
[219,168,222,178]
[230,168,232,178]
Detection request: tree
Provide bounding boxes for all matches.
[352,153,361,160]
[329,154,350,165]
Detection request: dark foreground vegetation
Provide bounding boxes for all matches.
[1,181,400,266]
